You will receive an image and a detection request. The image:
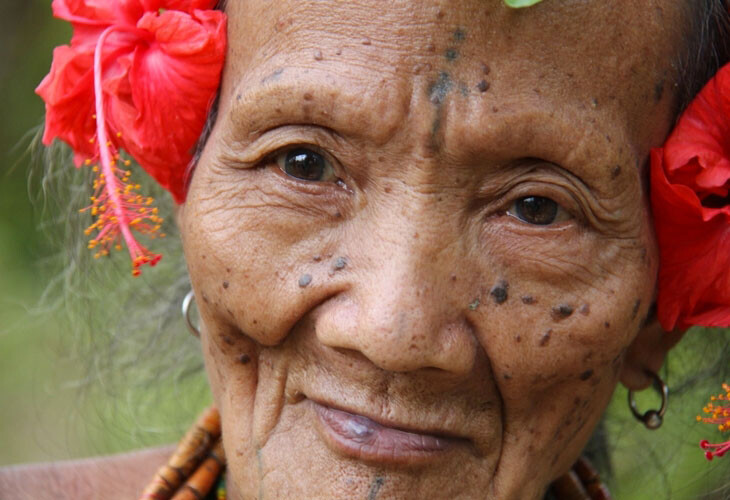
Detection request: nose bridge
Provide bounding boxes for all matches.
[331,194,476,374]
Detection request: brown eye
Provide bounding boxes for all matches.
[276,147,336,182]
[510,196,560,225]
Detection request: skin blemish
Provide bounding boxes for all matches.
[610,165,622,179]
[445,48,459,61]
[503,373,512,380]
[468,298,480,310]
[539,329,552,347]
[368,476,385,500]
[335,47,342,56]
[428,71,452,105]
[476,80,489,92]
[451,274,457,281]
[313,255,322,262]
[298,274,312,288]
[481,62,490,74]
[654,78,665,102]
[579,303,590,315]
[515,335,522,343]
[362,37,372,46]
[222,281,229,289]
[333,256,348,271]
[454,28,466,42]
[303,92,313,101]
[631,299,641,319]
[223,336,235,346]
[313,49,323,61]
[579,369,594,381]
[521,295,536,305]
[551,304,574,320]
[260,68,284,84]
[238,353,251,364]
[490,280,509,304]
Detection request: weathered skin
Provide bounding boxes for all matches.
[179,1,686,498]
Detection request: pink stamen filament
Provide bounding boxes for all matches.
[94,27,138,258]
[92,25,160,271]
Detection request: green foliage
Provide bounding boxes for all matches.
[504,0,544,8]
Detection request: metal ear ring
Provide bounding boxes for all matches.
[182,290,200,338]
[628,370,668,430]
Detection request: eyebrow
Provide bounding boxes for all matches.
[225,68,410,147]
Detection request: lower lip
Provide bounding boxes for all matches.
[313,402,453,464]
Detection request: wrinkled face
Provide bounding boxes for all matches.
[180,1,684,498]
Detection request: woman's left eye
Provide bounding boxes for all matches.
[275,147,337,182]
[507,196,571,226]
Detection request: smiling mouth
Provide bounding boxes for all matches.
[312,401,465,464]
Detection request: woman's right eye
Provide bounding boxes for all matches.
[275,147,337,182]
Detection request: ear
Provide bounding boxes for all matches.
[619,313,684,390]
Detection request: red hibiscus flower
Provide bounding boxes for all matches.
[37,0,226,202]
[651,63,730,332]
[36,0,226,274]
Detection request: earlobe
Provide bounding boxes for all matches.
[619,313,684,390]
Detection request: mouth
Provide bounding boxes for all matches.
[311,400,468,465]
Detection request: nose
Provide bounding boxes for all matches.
[315,210,478,376]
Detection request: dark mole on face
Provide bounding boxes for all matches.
[579,303,590,315]
[238,353,251,364]
[333,256,348,270]
[539,329,552,347]
[223,336,235,346]
[445,48,458,61]
[579,369,594,381]
[604,321,611,329]
[490,280,509,304]
[521,295,536,305]
[298,274,312,288]
[515,334,522,343]
[551,304,574,320]
[222,281,229,289]
[610,165,622,179]
[476,80,489,92]
[453,28,466,42]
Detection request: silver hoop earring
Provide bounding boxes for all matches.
[182,290,200,338]
[628,370,668,430]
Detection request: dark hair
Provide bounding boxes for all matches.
[676,0,730,115]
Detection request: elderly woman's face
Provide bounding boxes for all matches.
[180,0,683,498]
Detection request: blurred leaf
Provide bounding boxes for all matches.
[504,0,544,7]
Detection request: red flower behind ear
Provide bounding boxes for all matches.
[36,0,226,273]
[37,0,225,202]
[651,64,730,332]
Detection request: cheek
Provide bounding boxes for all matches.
[474,266,653,480]
[181,165,343,346]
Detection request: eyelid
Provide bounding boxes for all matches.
[219,125,344,169]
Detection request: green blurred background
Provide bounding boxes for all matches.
[0,2,728,498]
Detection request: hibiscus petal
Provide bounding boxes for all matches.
[36,45,97,162]
[105,8,225,202]
[651,148,730,331]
